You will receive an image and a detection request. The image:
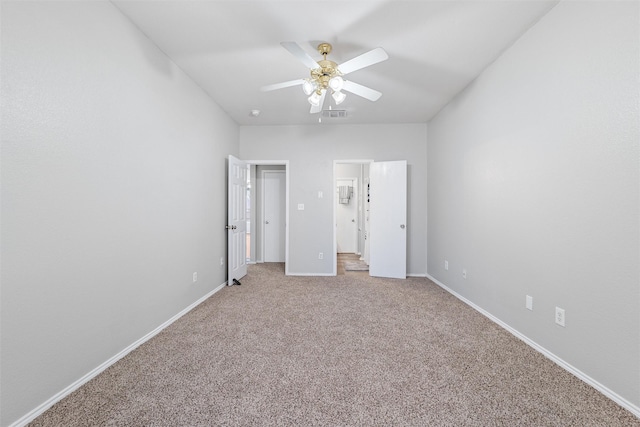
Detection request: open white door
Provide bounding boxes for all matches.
[369,160,407,279]
[227,155,247,285]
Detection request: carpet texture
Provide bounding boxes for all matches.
[30,263,639,426]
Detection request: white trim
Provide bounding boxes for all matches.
[425,273,640,419]
[407,273,427,278]
[10,282,227,427]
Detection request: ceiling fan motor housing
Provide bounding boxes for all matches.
[308,43,342,94]
[311,60,340,92]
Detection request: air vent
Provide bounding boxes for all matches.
[322,109,348,118]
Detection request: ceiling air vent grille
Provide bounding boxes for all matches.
[322,109,348,118]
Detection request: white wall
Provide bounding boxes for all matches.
[240,124,427,276]
[427,0,639,410]
[0,2,238,425]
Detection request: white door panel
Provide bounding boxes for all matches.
[369,160,407,279]
[228,155,247,285]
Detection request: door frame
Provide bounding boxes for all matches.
[261,169,286,263]
[333,160,373,276]
[246,160,290,275]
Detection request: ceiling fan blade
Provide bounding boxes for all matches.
[260,79,305,92]
[281,42,319,70]
[342,80,383,102]
[310,90,327,114]
[338,47,388,75]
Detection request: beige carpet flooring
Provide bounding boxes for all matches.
[30,263,639,426]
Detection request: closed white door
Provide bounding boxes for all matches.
[228,155,248,284]
[336,178,358,253]
[369,160,407,279]
[263,171,285,262]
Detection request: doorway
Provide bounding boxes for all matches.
[262,170,286,262]
[332,159,407,279]
[246,163,288,269]
[333,161,371,275]
[336,177,358,254]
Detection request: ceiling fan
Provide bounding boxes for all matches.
[261,42,389,113]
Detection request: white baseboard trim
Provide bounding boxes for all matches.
[425,274,640,419]
[407,273,427,278]
[10,282,228,427]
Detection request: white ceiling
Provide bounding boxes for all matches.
[113,0,559,126]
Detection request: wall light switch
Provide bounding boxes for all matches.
[526,295,533,310]
[444,260,449,271]
[318,191,323,199]
[298,203,305,210]
[193,272,198,283]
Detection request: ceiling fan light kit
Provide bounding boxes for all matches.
[261,41,388,114]
[332,90,346,105]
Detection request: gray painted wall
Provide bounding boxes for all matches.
[1,2,238,425]
[239,124,427,276]
[427,1,639,408]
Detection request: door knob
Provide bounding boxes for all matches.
[265,221,270,224]
[400,224,405,229]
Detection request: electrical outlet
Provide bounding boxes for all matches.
[318,252,323,260]
[526,295,533,311]
[193,272,198,283]
[444,260,449,271]
[462,268,467,279]
[555,307,565,327]
[220,257,224,266]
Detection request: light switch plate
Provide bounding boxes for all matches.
[298,204,304,210]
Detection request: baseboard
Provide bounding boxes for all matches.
[425,274,640,419]
[10,282,227,427]
[407,273,427,278]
